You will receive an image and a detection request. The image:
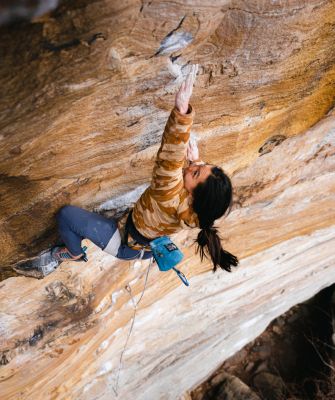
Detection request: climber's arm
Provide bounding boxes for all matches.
[150,106,194,193]
[150,65,198,194]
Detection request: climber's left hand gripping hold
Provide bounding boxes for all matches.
[175,64,199,115]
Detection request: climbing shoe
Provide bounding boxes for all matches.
[51,246,88,262]
[14,249,61,279]
[14,246,88,279]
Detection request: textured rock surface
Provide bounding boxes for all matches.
[1,0,335,276]
[0,0,335,399]
[0,0,60,27]
[1,113,335,399]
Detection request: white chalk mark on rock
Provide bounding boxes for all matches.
[63,79,98,91]
[97,184,149,213]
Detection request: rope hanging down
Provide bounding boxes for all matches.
[112,252,153,396]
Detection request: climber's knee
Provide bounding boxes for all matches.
[103,229,122,256]
[56,205,73,222]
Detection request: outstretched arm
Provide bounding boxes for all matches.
[175,64,203,164]
[150,65,199,196]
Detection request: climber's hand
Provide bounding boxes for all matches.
[175,64,198,115]
[186,136,200,162]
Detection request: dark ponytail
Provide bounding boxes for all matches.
[192,166,239,273]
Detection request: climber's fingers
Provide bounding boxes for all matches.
[189,138,196,147]
[176,80,185,99]
[184,64,198,95]
[190,64,198,84]
[175,64,199,114]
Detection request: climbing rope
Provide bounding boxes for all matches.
[112,251,154,396]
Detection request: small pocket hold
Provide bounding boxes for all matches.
[259,135,287,156]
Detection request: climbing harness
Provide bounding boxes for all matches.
[124,210,190,286]
[122,210,151,252]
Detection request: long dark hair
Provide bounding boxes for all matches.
[192,166,239,273]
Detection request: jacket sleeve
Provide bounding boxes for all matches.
[176,191,200,228]
[149,105,195,199]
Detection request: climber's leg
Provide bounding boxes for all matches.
[56,205,119,256]
[56,205,152,260]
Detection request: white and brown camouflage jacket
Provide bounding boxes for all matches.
[132,105,200,239]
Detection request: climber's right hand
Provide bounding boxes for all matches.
[186,136,200,162]
[175,64,198,115]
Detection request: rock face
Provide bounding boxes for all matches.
[0,0,60,27]
[0,0,335,399]
[1,0,335,275]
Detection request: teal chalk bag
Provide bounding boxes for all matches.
[149,236,189,286]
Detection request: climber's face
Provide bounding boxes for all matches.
[183,164,213,194]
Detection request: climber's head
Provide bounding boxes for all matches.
[183,163,213,194]
[190,165,239,273]
[191,165,233,226]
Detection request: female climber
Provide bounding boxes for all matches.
[23,64,238,276]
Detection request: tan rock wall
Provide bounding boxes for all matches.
[0,0,334,274]
[1,109,334,399]
[0,0,335,398]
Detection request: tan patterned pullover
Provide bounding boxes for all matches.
[132,105,199,239]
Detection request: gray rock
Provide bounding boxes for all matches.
[245,361,255,372]
[210,372,261,400]
[253,372,286,400]
[272,326,282,335]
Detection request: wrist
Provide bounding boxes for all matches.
[176,104,191,115]
[190,159,204,165]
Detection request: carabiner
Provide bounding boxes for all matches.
[172,267,190,287]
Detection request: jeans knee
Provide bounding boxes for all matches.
[56,205,73,222]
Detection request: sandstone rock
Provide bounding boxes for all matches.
[0,0,334,399]
[258,135,287,156]
[0,0,59,26]
[0,0,334,275]
[0,113,333,399]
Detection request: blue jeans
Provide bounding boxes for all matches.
[56,205,152,260]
